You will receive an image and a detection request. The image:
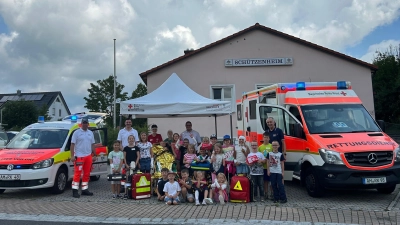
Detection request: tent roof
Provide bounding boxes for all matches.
[120,73,232,118]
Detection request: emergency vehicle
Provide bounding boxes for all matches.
[0,115,108,194]
[237,81,400,197]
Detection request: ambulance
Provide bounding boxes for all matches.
[0,115,108,194]
[237,81,400,197]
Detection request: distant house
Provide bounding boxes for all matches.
[0,90,71,121]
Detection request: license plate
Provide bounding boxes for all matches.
[0,174,21,180]
[363,177,386,184]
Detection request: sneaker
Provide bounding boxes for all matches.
[195,200,200,206]
[123,194,128,200]
[116,194,122,199]
[202,199,207,205]
[205,198,213,204]
[219,195,225,205]
[81,190,93,196]
[280,199,287,204]
[260,198,265,202]
[112,194,117,199]
[72,190,80,198]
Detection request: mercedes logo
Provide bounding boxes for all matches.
[367,153,378,164]
[7,164,14,171]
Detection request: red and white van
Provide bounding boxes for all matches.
[237,81,400,197]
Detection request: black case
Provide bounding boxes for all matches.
[107,173,126,181]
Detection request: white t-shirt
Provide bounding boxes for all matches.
[235,144,248,163]
[137,141,152,159]
[267,152,285,174]
[117,128,139,148]
[163,181,181,196]
[247,152,265,175]
[181,130,201,145]
[71,128,95,157]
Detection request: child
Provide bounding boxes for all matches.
[247,141,266,202]
[177,138,189,171]
[193,171,209,206]
[209,173,228,205]
[156,168,169,201]
[148,124,163,145]
[163,171,181,205]
[108,140,124,199]
[267,141,287,204]
[234,136,250,176]
[222,135,235,177]
[210,143,225,183]
[178,168,194,203]
[195,148,210,163]
[258,132,273,200]
[197,137,213,154]
[183,144,197,175]
[123,135,140,199]
[171,133,182,172]
[164,130,174,147]
[137,132,153,173]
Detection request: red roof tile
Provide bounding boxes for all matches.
[140,23,377,83]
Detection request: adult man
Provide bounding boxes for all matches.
[117,119,139,149]
[70,117,96,198]
[266,117,286,155]
[181,121,201,146]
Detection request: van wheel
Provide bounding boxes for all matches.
[90,175,100,181]
[0,189,5,194]
[305,167,324,197]
[52,168,67,194]
[377,185,396,194]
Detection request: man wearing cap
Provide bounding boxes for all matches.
[180,121,201,146]
[117,119,139,150]
[234,136,250,176]
[148,124,163,145]
[266,117,286,156]
[70,117,96,198]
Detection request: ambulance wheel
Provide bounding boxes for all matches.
[52,168,67,194]
[0,189,5,194]
[305,168,324,197]
[377,185,396,194]
[90,175,100,181]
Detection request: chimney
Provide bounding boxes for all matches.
[17,90,21,96]
[184,48,195,55]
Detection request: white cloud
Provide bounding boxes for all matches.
[360,40,400,63]
[0,0,399,112]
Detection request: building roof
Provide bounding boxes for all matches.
[139,23,378,84]
[0,91,71,114]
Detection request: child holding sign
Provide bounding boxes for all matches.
[246,141,266,202]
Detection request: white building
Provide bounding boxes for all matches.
[139,23,377,139]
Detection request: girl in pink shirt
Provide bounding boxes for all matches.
[183,144,197,176]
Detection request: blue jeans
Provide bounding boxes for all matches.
[139,158,151,173]
[251,175,264,198]
[270,173,287,201]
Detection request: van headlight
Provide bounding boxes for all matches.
[319,149,344,165]
[32,158,54,169]
[395,147,400,162]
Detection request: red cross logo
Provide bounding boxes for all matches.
[340,91,347,96]
[128,104,133,109]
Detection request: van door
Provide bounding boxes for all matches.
[89,128,108,175]
[256,103,306,180]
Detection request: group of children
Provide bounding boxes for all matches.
[107,131,287,204]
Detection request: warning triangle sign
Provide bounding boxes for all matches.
[233,181,242,191]
[138,176,149,187]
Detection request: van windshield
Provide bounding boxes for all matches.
[301,104,381,134]
[6,129,69,149]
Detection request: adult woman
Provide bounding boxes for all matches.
[137,132,154,173]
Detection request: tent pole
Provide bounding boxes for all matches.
[214,114,217,137]
[230,113,233,142]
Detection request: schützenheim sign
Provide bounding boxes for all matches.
[225,57,293,67]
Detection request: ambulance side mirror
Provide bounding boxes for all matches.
[294,123,305,139]
[377,120,385,132]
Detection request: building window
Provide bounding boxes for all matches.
[52,108,55,116]
[210,85,235,112]
[255,83,274,89]
[59,109,62,117]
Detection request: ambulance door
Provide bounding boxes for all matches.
[256,103,306,180]
[89,128,108,176]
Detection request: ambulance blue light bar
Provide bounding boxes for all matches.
[38,116,45,123]
[70,115,78,123]
[337,81,347,89]
[296,82,306,90]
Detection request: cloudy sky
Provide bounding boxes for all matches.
[0,0,399,113]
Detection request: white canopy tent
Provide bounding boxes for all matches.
[120,73,233,137]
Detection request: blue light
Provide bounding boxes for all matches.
[38,116,45,123]
[71,115,78,123]
[296,82,306,90]
[16,165,21,169]
[337,81,347,89]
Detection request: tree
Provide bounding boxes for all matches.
[2,100,39,130]
[372,44,400,123]
[84,75,129,127]
[129,83,147,128]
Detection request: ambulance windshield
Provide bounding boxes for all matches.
[6,129,69,149]
[301,104,380,134]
